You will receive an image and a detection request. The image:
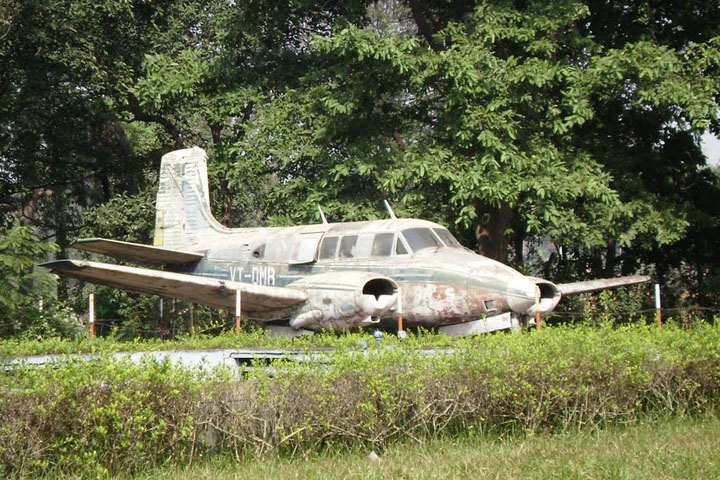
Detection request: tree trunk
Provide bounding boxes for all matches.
[53,189,69,301]
[475,202,513,262]
[15,188,53,226]
[603,237,617,278]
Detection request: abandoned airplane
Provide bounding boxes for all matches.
[42,147,648,335]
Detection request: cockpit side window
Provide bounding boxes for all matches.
[338,235,358,258]
[395,236,409,255]
[318,237,339,260]
[432,228,461,248]
[371,233,394,257]
[401,228,443,252]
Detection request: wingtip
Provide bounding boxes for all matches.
[38,259,85,271]
[70,237,103,248]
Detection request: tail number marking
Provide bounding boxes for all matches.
[229,266,276,286]
[252,266,275,286]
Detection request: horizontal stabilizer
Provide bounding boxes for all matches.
[557,275,650,297]
[72,238,204,265]
[41,260,307,313]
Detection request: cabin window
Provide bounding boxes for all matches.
[318,237,339,260]
[401,228,443,252]
[433,228,461,248]
[484,300,497,312]
[371,233,394,257]
[338,235,358,258]
[354,233,374,258]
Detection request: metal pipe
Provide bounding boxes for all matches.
[535,286,541,330]
[89,292,95,339]
[655,283,662,328]
[235,289,242,335]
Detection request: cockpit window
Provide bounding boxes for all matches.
[401,228,443,252]
[395,237,409,255]
[433,228,461,248]
[371,233,394,257]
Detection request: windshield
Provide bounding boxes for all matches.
[401,228,444,252]
[433,228,461,248]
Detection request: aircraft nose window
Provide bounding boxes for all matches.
[433,228,461,248]
[401,228,443,252]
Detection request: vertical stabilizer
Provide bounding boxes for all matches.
[154,147,220,249]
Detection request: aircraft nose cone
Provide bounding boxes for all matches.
[506,276,537,314]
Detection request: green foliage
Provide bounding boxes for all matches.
[81,187,156,244]
[2,0,720,340]
[1,356,207,477]
[0,225,80,339]
[3,324,720,477]
[235,2,715,240]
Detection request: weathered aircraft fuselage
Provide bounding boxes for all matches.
[181,218,537,329]
[43,147,648,335]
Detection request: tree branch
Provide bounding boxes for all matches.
[408,0,445,51]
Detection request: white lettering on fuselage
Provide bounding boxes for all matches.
[230,267,243,282]
[229,266,243,281]
[252,266,276,286]
[228,266,275,286]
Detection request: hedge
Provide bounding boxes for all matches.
[2,323,719,477]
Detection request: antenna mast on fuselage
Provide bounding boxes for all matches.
[383,200,398,220]
[317,206,328,225]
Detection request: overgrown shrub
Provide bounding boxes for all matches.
[0,357,211,477]
[0,225,82,339]
[2,324,720,478]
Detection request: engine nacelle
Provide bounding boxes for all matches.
[526,277,562,317]
[287,271,398,331]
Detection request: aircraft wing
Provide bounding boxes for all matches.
[556,275,650,296]
[71,238,203,265]
[40,260,307,313]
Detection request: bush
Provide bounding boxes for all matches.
[0,225,82,339]
[2,323,720,477]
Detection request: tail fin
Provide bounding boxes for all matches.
[154,147,221,249]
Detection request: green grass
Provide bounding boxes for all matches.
[124,414,720,480]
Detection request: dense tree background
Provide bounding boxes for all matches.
[1,0,718,337]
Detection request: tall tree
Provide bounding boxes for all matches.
[227,1,719,275]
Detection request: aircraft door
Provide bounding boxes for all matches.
[288,233,323,264]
